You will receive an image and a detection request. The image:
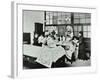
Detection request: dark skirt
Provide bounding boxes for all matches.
[78,43,86,60]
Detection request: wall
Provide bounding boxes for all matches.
[23,10,44,44]
[0,0,100,80]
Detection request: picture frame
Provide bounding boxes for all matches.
[11,1,97,78]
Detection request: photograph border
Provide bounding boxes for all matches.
[11,1,97,78]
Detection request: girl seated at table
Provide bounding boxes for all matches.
[52,26,75,65]
[65,26,74,42]
[71,36,79,61]
[60,26,75,64]
[36,30,66,68]
[38,32,45,46]
[47,30,57,48]
[42,30,58,47]
[40,30,50,46]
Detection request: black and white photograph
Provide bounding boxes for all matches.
[23,10,91,69]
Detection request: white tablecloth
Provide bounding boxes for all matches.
[23,45,42,58]
[36,46,66,67]
[23,43,76,67]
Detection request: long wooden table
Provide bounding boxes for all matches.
[23,42,76,68]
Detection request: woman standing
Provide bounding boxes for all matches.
[78,31,85,60]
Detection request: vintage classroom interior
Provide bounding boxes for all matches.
[23,10,91,69]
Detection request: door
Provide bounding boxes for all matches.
[34,23,43,35]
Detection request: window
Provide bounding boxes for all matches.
[83,25,91,38]
[73,13,91,38]
[45,11,71,25]
[45,11,91,38]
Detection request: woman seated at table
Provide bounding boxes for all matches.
[58,26,76,64]
[33,33,39,46]
[46,26,75,66]
[50,26,75,66]
[65,26,73,42]
[36,30,66,68]
[38,32,45,46]
[41,30,59,47]
[71,36,79,61]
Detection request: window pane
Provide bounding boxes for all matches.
[45,26,51,31]
[46,12,50,16]
[74,31,78,36]
[88,26,91,31]
[85,13,91,18]
[61,12,64,16]
[67,21,71,24]
[78,26,82,31]
[83,32,88,38]
[58,16,62,24]
[62,15,65,19]
[74,13,80,18]
[62,20,66,24]
[86,18,91,23]
[58,20,62,24]
[58,26,65,36]
[46,19,49,24]
[74,19,80,23]
[53,26,58,34]
[46,15,49,20]
[53,12,57,16]
[65,12,71,17]
[53,15,57,20]
[54,20,58,24]
[74,26,78,31]
[50,19,52,24]
[66,19,71,24]
[88,32,91,38]
[83,26,88,31]
[49,12,53,19]
[58,12,62,17]
[79,13,85,18]
[80,18,86,23]
[46,12,50,25]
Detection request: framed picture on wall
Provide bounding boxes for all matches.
[11,1,97,78]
